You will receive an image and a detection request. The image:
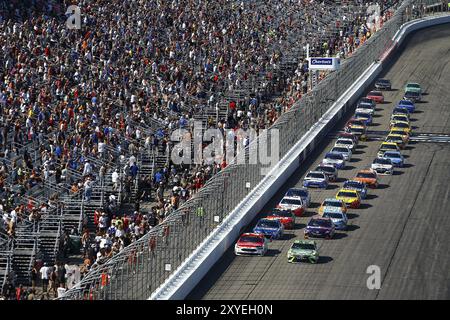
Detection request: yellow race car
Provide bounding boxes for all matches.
[389,129,410,144]
[318,198,347,215]
[385,134,407,149]
[391,121,411,134]
[377,142,400,157]
[389,114,409,127]
[335,189,361,209]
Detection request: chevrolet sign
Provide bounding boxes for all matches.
[308,57,340,70]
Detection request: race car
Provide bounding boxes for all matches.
[304,215,335,239]
[322,207,348,230]
[303,171,329,189]
[315,164,338,182]
[287,240,319,264]
[322,152,346,169]
[337,132,359,146]
[356,97,376,114]
[277,196,306,217]
[335,137,356,151]
[374,78,392,90]
[330,146,352,161]
[397,100,415,113]
[335,188,361,208]
[392,106,410,118]
[266,209,296,229]
[381,151,405,167]
[343,179,368,199]
[385,134,407,149]
[348,125,367,141]
[284,187,311,207]
[371,157,394,175]
[354,111,373,126]
[390,114,410,127]
[253,218,284,239]
[355,169,379,188]
[345,118,367,132]
[366,90,384,103]
[377,142,400,158]
[391,121,411,134]
[404,90,421,102]
[389,129,410,144]
[318,198,347,215]
[234,233,268,256]
[404,82,422,95]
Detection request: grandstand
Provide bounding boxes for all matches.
[0,0,414,299]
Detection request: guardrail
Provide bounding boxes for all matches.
[149,4,450,300]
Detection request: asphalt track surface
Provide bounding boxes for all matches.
[187,24,450,300]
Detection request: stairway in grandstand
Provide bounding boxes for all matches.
[11,222,38,285]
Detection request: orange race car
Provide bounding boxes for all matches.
[354,169,379,188]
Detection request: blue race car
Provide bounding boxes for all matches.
[304,215,335,239]
[303,171,329,189]
[398,100,415,113]
[382,151,405,167]
[253,218,284,239]
[343,179,368,199]
[354,111,373,126]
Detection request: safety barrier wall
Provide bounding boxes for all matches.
[150,12,450,300]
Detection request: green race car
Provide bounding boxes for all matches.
[404,82,422,94]
[287,240,319,263]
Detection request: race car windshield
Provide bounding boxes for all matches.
[377,79,390,84]
[394,122,409,128]
[337,139,352,145]
[324,212,343,219]
[399,100,413,105]
[344,181,362,189]
[381,145,397,150]
[369,91,382,96]
[355,113,369,118]
[408,84,420,88]
[317,166,334,173]
[239,236,262,243]
[291,243,315,250]
[326,153,343,160]
[307,173,325,179]
[385,152,401,158]
[280,198,302,206]
[332,147,349,153]
[324,201,341,207]
[309,219,331,227]
[286,189,307,198]
[405,91,419,97]
[374,158,391,165]
[257,220,279,228]
[338,191,356,198]
[357,172,376,179]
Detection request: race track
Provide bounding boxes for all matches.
[187,23,450,300]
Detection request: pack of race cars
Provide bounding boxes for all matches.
[234,79,419,264]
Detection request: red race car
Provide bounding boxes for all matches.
[266,209,295,229]
[366,90,384,103]
[234,233,268,256]
[344,118,367,132]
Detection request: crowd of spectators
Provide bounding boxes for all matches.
[0,0,401,299]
